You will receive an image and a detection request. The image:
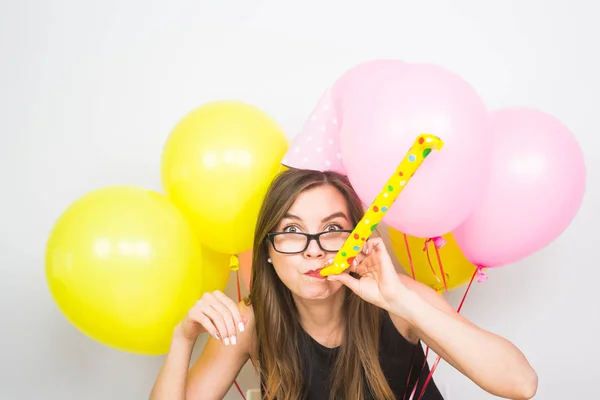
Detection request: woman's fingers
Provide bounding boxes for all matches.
[212,290,246,333]
[188,305,219,339]
[188,291,246,345]
[352,238,386,275]
[198,299,231,343]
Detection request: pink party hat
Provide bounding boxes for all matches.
[281,88,346,174]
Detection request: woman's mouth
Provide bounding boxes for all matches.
[304,268,325,279]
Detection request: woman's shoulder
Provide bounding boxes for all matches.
[239,299,257,355]
[239,298,255,319]
[238,299,255,333]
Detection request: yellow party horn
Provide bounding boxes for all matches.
[320,134,444,277]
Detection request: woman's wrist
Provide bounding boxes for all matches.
[387,287,425,323]
[172,324,199,345]
[168,330,197,360]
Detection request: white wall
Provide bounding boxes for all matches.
[1,0,598,398]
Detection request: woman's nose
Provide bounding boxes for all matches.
[303,237,324,258]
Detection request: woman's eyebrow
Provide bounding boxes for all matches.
[321,212,349,223]
[281,213,302,221]
[281,212,348,223]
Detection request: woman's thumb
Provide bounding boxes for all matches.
[327,272,359,293]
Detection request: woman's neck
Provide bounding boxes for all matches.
[293,288,346,347]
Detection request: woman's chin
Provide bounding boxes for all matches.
[296,279,343,300]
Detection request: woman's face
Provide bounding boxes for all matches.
[268,184,353,300]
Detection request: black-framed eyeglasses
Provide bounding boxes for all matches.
[266,230,353,254]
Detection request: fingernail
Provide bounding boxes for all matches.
[365,248,369,255]
[238,322,245,332]
[214,333,221,340]
[231,335,237,345]
[224,337,230,345]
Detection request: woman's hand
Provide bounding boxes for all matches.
[326,237,407,311]
[174,291,248,345]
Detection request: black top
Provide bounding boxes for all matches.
[261,311,444,399]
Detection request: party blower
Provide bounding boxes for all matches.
[320,134,444,277]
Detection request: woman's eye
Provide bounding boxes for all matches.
[325,224,343,231]
[283,225,299,233]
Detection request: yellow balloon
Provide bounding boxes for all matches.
[161,101,289,255]
[388,227,476,292]
[45,186,230,355]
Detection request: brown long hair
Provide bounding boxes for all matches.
[246,169,396,400]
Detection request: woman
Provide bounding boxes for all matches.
[150,169,538,400]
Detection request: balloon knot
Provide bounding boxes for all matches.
[229,255,240,271]
[423,236,446,251]
[476,265,488,282]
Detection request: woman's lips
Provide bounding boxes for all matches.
[304,268,325,279]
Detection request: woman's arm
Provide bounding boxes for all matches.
[149,326,251,400]
[149,328,199,400]
[389,275,538,400]
[185,330,251,399]
[149,295,253,400]
[327,237,537,400]
[185,301,255,399]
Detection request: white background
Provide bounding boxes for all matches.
[1,0,599,398]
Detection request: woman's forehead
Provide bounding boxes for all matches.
[285,185,349,221]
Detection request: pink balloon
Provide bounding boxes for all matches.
[339,62,492,238]
[331,59,406,118]
[453,107,586,268]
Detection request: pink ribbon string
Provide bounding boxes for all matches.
[422,238,442,285]
[406,346,429,400]
[423,236,448,292]
[403,233,417,280]
[233,380,246,399]
[411,267,480,400]
[233,270,248,399]
[402,346,421,400]
[408,237,448,400]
